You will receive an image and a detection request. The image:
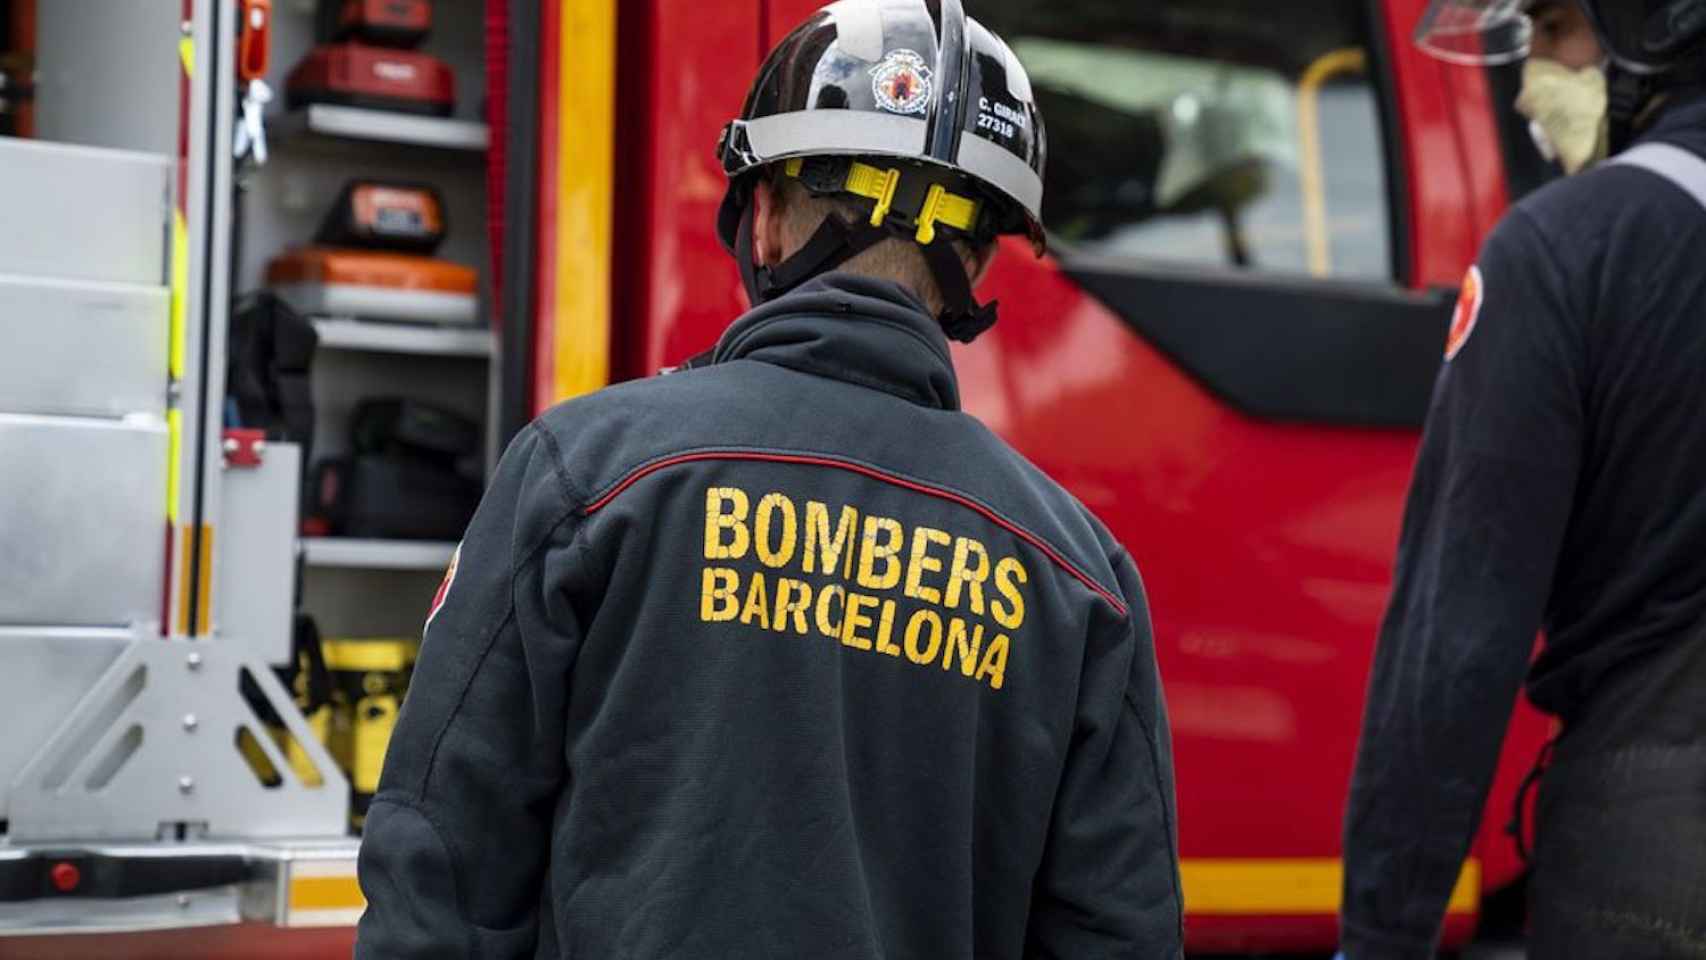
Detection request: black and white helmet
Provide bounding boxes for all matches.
[715,0,1048,342]
[1415,0,1706,150]
[1416,0,1706,72]
[1579,0,1706,74]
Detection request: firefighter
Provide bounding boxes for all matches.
[355,1,1183,956]
[1341,1,1706,957]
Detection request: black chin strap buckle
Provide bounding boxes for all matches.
[939,300,999,344]
[918,233,999,343]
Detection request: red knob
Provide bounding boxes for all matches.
[50,862,80,893]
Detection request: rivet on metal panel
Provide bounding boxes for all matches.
[183,714,199,732]
[177,894,192,908]
[187,651,203,671]
[178,776,196,794]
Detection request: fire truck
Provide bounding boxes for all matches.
[0,0,1553,956]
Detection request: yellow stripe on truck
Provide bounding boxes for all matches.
[174,524,214,635]
[1181,858,1479,916]
[551,0,617,403]
[290,875,365,912]
[170,209,189,379]
[280,857,1474,924]
[167,407,183,523]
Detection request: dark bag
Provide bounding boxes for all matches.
[310,455,479,541]
[350,397,480,465]
[227,291,319,470]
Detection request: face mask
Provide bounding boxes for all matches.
[1516,56,1610,174]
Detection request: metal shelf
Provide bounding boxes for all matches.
[301,538,456,571]
[311,318,494,358]
[272,104,489,153]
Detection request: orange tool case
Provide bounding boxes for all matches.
[266,248,477,325]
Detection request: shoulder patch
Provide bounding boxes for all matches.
[424,543,461,633]
[1444,264,1484,362]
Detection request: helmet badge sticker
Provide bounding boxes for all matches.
[1445,264,1484,361]
[871,49,934,115]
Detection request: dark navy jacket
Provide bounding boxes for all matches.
[1342,96,1706,958]
[354,274,1183,959]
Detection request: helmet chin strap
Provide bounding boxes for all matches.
[920,238,999,343]
[1605,62,1659,155]
[735,195,1001,343]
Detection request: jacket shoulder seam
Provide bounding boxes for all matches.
[414,604,518,799]
[529,421,589,510]
[415,507,586,799]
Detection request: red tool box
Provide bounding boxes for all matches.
[285,43,453,117]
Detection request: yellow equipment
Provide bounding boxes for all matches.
[282,636,418,829]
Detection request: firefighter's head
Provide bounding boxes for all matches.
[715,0,1047,344]
[1416,0,1706,165]
[1528,0,1602,68]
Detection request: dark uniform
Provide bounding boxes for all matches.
[1342,94,1706,959]
[354,275,1184,958]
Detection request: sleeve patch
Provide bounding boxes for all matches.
[424,543,462,633]
[1444,264,1484,362]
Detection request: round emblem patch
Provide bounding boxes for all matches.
[424,542,461,633]
[1445,264,1484,362]
[871,49,934,115]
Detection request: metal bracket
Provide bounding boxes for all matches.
[8,640,349,843]
[0,837,363,935]
[0,884,245,936]
[221,427,267,468]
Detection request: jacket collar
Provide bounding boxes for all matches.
[1645,90,1706,148]
[711,273,961,411]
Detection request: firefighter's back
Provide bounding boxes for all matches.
[518,274,1179,957]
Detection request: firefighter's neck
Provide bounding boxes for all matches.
[751,180,996,317]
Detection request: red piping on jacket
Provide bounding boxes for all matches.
[584,450,1129,617]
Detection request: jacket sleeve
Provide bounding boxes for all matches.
[1026,549,1183,959]
[355,423,587,959]
[1340,210,1583,959]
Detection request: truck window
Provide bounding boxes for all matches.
[980,0,1394,281]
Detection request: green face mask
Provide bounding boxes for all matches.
[1516,56,1611,174]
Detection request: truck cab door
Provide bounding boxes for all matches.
[957,0,1546,950]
